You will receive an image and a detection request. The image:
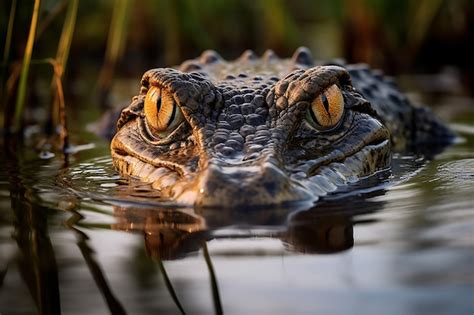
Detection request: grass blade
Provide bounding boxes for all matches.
[12,0,41,133]
[35,0,68,41]
[1,0,18,128]
[51,61,68,151]
[50,0,78,150]
[203,242,223,315]
[98,0,132,105]
[55,0,78,77]
[157,259,186,315]
[408,0,444,50]
[65,212,127,315]
[2,0,17,65]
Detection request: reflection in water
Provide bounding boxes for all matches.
[106,194,385,313]
[12,201,61,315]
[283,204,356,254]
[4,136,388,314]
[1,119,472,314]
[111,192,385,260]
[66,213,127,315]
[156,259,186,314]
[4,142,61,314]
[3,142,125,314]
[114,207,207,260]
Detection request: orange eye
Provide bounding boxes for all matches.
[306,84,344,130]
[144,86,184,136]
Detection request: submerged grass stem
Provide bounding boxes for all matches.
[157,259,186,315]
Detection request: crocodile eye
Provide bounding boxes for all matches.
[144,86,184,137]
[306,84,344,130]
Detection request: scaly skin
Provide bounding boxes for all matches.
[110,47,453,207]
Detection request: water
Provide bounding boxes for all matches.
[0,99,473,314]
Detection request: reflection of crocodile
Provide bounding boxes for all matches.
[111,47,453,207]
[112,195,386,259]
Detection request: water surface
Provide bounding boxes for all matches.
[0,95,473,314]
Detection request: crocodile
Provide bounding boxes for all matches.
[110,47,453,208]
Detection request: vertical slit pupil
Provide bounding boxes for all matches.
[167,100,177,127]
[156,94,162,113]
[321,94,330,113]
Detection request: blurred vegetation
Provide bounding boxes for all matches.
[0,0,473,136]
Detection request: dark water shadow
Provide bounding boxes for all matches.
[110,190,387,260]
[65,212,127,315]
[101,192,387,314]
[3,135,456,314]
[0,139,386,315]
[3,141,127,315]
[3,141,62,315]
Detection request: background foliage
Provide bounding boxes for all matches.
[1,0,473,133]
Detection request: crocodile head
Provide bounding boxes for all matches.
[111,48,391,207]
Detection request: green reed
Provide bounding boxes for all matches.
[5,0,77,151]
[1,0,16,67]
[1,0,17,107]
[98,0,132,104]
[55,0,78,76]
[12,0,41,133]
[49,0,79,150]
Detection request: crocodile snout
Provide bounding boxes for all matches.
[190,160,311,208]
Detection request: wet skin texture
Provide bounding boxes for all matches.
[111,47,453,207]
